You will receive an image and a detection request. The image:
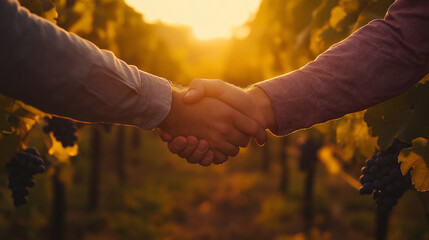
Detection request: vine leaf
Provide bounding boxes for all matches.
[48,133,78,163]
[0,96,15,132]
[16,101,48,118]
[336,112,377,160]
[318,145,342,175]
[330,6,347,29]
[42,5,58,24]
[364,82,429,150]
[0,134,21,167]
[400,153,429,192]
[399,138,429,192]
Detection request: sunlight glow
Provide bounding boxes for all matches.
[125,0,261,40]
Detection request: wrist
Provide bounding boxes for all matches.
[159,88,185,131]
[247,86,277,132]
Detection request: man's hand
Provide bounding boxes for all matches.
[159,79,277,165]
[184,79,277,131]
[158,88,267,166]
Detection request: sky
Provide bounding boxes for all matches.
[125,0,261,40]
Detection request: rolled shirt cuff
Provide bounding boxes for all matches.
[129,71,172,130]
[255,70,321,136]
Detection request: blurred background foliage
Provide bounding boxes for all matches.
[0,0,428,239]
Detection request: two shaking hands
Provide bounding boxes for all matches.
[158,79,278,166]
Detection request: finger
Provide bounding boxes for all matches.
[167,136,188,154]
[212,151,228,165]
[213,138,239,157]
[227,130,251,148]
[187,139,209,164]
[199,150,214,166]
[232,111,267,145]
[157,128,173,142]
[178,136,199,158]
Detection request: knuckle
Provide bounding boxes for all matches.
[220,108,234,119]
[230,147,240,157]
[187,156,199,164]
[249,123,260,136]
[190,151,205,163]
[179,149,192,158]
[210,138,221,148]
[240,137,250,148]
[196,141,209,153]
[200,160,211,167]
[218,125,230,136]
[213,158,227,165]
[168,143,179,154]
[187,136,198,147]
[213,153,228,164]
[185,145,196,153]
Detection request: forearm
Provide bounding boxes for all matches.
[0,0,171,129]
[256,0,429,135]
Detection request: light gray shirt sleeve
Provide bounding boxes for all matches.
[0,0,172,130]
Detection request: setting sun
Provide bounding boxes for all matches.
[125,0,261,40]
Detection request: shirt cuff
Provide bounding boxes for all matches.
[131,71,172,130]
[255,70,322,136]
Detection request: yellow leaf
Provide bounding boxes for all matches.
[42,7,58,24]
[16,101,48,118]
[21,117,37,131]
[420,73,429,84]
[330,6,347,29]
[340,0,360,14]
[399,152,429,192]
[318,145,341,175]
[48,133,78,162]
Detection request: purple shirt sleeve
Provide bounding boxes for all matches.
[0,0,172,130]
[256,0,429,136]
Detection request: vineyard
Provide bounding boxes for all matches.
[0,0,428,239]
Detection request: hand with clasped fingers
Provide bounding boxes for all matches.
[158,79,278,166]
[157,86,268,166]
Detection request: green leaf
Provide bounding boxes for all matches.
[335,112,377,160]
[7,114,20,128]
[0,134,21,167]
[364,82,429,150]
[0,95,15,133]
[18,0,43,15]
[0,114,12,133]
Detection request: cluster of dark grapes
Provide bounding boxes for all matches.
[359,139,412,212]
[43,117,78,148]
[6,147,46,207]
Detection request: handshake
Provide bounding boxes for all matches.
[158,78,277,166]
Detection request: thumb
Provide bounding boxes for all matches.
[185,78,266,128]
[184,78,208,104]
